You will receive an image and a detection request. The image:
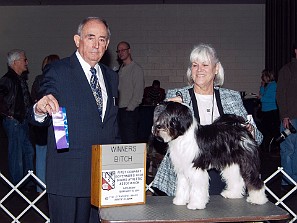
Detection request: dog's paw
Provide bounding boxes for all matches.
[246,188,268,205]
[246,195,268,205]
[173,197,187,206]
[187,201,207,210]
[221,189,244,199]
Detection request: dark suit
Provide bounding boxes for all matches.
[30,53,120,222]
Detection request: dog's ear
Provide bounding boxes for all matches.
[169,116,190,139]
[175,103,193,131]
[153,102,168,123]
[170,116,180,129]
[164,102,193,139]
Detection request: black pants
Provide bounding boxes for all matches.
[208,169,226,195]
[118,107,139,143]
[261,109,280,149]
[154,169,226,196]
[48,194,100,223]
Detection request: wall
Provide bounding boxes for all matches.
[0,4,264,94]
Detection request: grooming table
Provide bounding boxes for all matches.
[100,195,290,223]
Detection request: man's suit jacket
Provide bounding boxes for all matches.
[31,53,121,197]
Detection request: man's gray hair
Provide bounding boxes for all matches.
[77,17,111,39]
[7,49,25,67]
[186,43,224,87]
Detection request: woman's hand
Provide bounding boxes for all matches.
[167,96,183,103]
[246,123,255,138]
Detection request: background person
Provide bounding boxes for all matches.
[0,49,34,187]
[31,54,60,193]
[30,17,120,223]
[142,80,165,106]
[117,41,144,143]
[152,43,263,196]
[258,69,279,151]
[276,44,297,189]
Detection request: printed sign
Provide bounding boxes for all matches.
[91,143,146,208]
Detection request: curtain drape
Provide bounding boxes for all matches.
[265,0,297,79]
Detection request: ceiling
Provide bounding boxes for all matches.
[0,0,265,6]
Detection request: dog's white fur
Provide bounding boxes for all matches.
[152,102,268,210]
[169,119,267,209]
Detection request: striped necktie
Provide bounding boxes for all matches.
[90,67,103,118]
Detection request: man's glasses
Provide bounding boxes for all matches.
[116,48,129,54]
[16,58,28,63]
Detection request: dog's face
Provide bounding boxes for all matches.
[152,101,193,143]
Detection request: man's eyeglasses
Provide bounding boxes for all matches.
[16,58,28,63]
[116,48,129,54]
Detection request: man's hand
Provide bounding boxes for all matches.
[35,94,59,115]
[283,117,290,129]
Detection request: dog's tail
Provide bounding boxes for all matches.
[213,114,246,125]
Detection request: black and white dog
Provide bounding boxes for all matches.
[151,101,268,210]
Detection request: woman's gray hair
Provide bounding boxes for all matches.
[186,43,224,87]
[7,49,25,67]
[77,17,111,40]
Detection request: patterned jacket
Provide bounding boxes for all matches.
[152,85,263,196]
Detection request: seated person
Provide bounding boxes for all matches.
[142,80,165,105]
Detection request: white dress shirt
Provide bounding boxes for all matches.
[34,51,108,122]
[75,51,107,120]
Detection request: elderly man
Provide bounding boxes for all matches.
[0,49,34,186]
[30,17,120,223]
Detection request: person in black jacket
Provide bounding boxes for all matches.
[29,17,120,223]
[0,49,34,185]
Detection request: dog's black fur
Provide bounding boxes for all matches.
[151,101,267,208]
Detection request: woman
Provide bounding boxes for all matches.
[152,43,263,196]
[259,69,279,150]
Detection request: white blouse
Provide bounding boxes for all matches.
[195,93,220,125]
